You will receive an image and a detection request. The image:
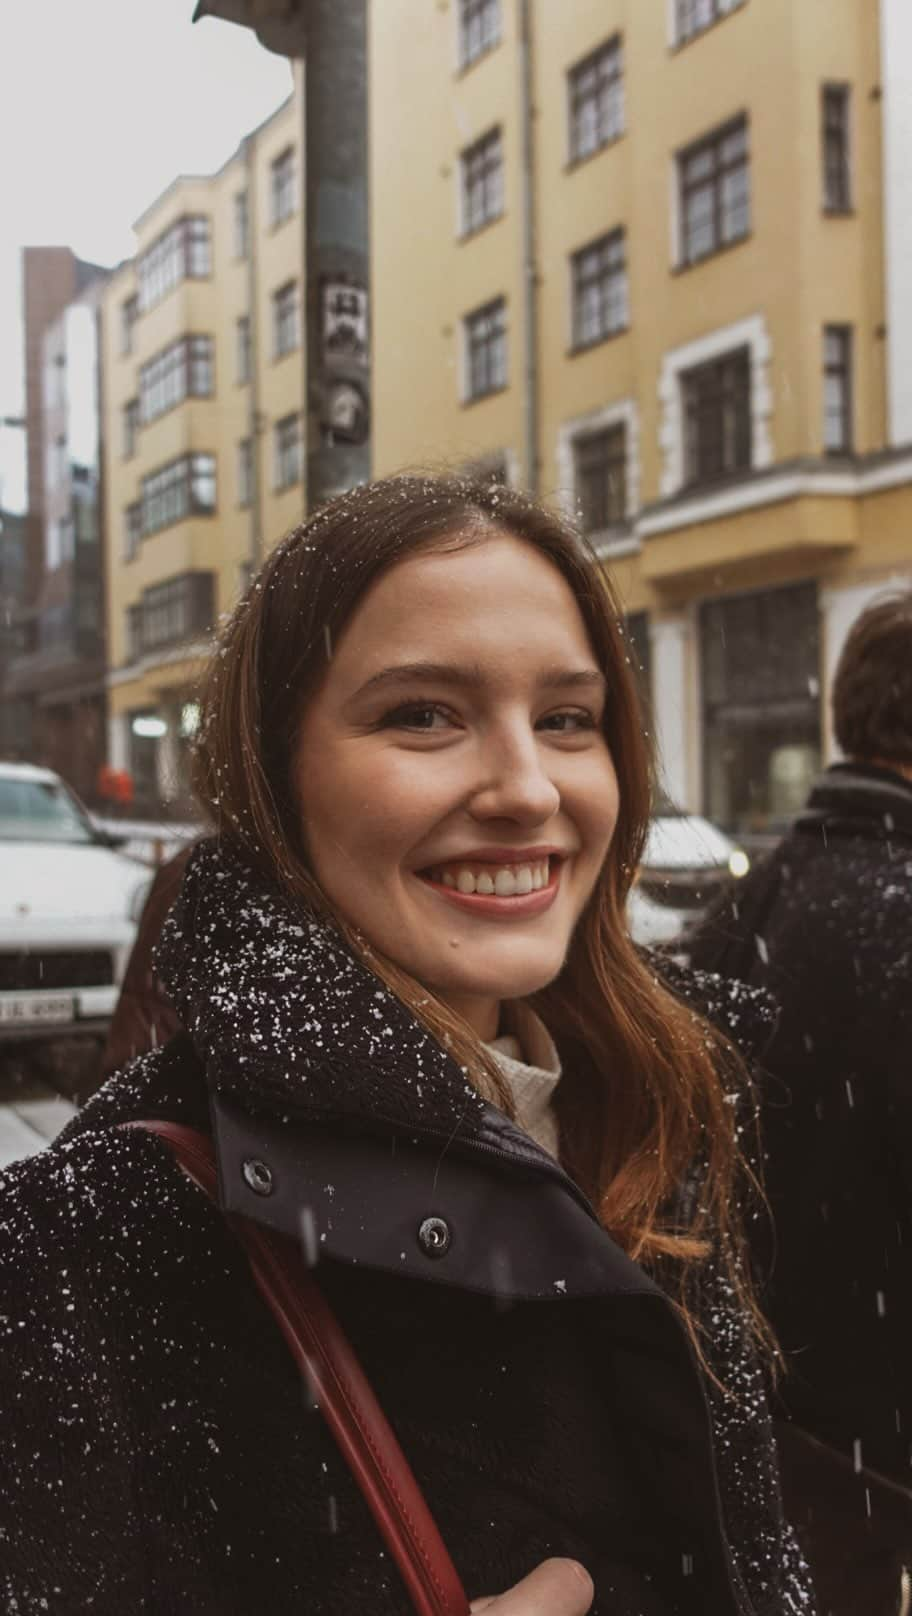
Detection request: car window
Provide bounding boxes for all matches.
[0,778,96,844]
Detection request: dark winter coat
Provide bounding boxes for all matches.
[0,841,814,1615]
[687,764,912,1490]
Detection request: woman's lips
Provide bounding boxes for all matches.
[417,856,562,918]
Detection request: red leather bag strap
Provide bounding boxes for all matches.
[124,1119,469,1616]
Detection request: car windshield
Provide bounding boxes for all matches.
[0,777,97,844]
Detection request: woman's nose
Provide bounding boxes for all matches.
[467,731,561,825]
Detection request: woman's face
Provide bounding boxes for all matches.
[294,530,619,1041]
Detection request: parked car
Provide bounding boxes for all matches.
[0,762,151,1046]
[628,795,750,948]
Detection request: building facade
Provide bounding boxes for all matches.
[101,87,305,813]
[3,253,109,800]
[369,0,912,840]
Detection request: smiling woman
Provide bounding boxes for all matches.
[0,474,814,1614]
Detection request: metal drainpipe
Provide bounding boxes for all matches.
[518,0,539,495]
[244,135,264,574]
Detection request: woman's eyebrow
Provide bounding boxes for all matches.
[350,661,606,699]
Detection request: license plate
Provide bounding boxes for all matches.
[0,995,74,1026]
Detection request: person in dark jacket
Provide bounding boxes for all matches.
[0,475,813,1615]
[687,590,912,1616]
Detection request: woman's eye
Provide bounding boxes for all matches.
[381,702,453,732]
[538,709,599,734]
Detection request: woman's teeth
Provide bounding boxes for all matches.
[431,860,550,896]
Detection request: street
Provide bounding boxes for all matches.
[0,1051,78,1171]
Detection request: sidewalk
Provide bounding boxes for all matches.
[0,1087,77,1171]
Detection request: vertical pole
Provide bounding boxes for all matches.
[301,0,371,510]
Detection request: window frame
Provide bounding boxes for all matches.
[124,501,143,562]
[823,324,853,455]
[120,295,138,356]
[139,335,214,425]
[237,437,253,509]
[677,114,750,267]
[236,315,252,385]
[673,0,745,49]
[681,345,752,487]
[460,126,504,237]
[271,147,296,228]
[463,297,508,402]
[822,83,852,214]
[274,413,303,492]
[570,228,629,350]
[573,423,629,534]
[122,398,140,460]
[272,280,300,359]
[458,0,501,69]
[140,453,218,537]
[567,36,624,164]
[137,215,212,313]
[233,189,249,258]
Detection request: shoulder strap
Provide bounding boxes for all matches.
[123,1119,468,1616]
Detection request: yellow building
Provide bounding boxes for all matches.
[102,86,305,810]
[370,0,912,841]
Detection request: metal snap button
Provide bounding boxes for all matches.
[417,1215,451,1258]
[242,1157,274,1197]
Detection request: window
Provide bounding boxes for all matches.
[822,85,851,213]
[121,295,138,356]
[234,189,249,257]
[459,0,500,67]
[823,325,852,454]
[237,438,253,508]
[124,502,142,561]
[682,346,751,485]
[568,37,624,162]
[271,147,296,226]
[574,425,627,533]
[135,573,216,654]
[273,281,300,358]
[460,128,503,235]
[274,414,303,491]
[464,298,507,401]
[675,0,745,47]
[137,216,211,311]
[123,399,140,459]
[140,454,217,535]
[139,336,214,423]
[571,229,628,348]
[678,116,750,266]
[236,316,251,384]
[701,583,820,835]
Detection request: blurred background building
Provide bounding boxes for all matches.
[369,0,912,846]
[101,90,304,813]
[5,0,911,837]
[1,250,108,798]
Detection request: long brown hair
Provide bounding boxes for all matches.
[193,473,767,1356]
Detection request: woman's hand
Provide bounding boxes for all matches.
[470,1558,594,1614]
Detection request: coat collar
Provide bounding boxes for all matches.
[155,838,489,1143]
[798,762,912,841]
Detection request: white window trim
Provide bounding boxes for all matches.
[657,313,772,498]
[556,398,640,554]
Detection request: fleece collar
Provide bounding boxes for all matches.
[799,762,912,842]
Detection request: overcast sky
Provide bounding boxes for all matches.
[0,0,292,509]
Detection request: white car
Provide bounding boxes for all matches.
[628,799,750,949]
[0,762,150,1045]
